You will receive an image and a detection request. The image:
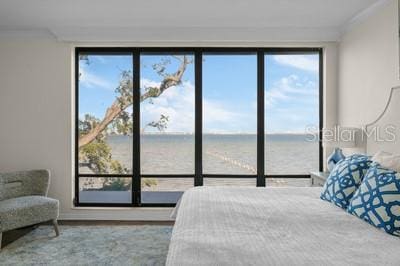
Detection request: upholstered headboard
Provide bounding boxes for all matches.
[365,86,400,155]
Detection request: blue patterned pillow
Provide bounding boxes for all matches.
[320,154,372,209]
[348,164,400,236]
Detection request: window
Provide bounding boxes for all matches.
[75,48,322,207]
[77,53,133,204]
[140,54,195,175]
[203,54,257,177]
[140,53,195,204]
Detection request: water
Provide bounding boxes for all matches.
[91,134,319,175]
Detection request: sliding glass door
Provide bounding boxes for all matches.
[75,48,322,207]
[202,53,257,186]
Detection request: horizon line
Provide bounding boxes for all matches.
[109,132,319,135]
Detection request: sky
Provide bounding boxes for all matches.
[79,53,319,134]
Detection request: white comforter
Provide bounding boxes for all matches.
[167,186,400,266]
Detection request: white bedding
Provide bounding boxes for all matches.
[167,186,400,266]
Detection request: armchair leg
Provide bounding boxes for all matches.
[52,220,60,237]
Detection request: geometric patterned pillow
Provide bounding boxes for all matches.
[320,154,372,209]
[347,164,400,236]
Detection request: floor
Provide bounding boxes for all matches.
[0,225,173,266]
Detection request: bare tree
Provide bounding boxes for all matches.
[79,55,191,148]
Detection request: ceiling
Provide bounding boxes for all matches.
[0,0,384,42]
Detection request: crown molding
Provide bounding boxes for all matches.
[0,29,56,40]
[340,0,391,38]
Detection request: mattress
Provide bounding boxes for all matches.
[167,186,400,266]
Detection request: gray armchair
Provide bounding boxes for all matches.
[0,169,59,250]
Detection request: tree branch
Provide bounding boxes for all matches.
[78,55,191,148]
[140,55,189,101]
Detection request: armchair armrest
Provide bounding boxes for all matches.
[0,169,50,201]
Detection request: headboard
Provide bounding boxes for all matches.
[365,86,400,155]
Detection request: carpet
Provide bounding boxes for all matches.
[0,225,173,266]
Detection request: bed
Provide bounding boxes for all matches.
[167,186,400,265]
[167,87,400,266]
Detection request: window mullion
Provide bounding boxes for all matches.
[257,51,265,187]
[194,51,203,186]
[132,51,141,206]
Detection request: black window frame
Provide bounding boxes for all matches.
[75,47,323,207]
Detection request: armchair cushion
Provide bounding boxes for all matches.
[0,170,50,201]
[0,196,59,232]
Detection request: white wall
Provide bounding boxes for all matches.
[338,0,400,128]
[0,38,338,220]
[323,43,339,166]
[0,39,72,208]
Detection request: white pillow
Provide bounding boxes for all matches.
[371,151,400,172]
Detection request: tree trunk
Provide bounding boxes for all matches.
[79,101,123,148]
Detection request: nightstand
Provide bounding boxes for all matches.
[310,171,330,187]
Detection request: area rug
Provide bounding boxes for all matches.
[0,225,173,266]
